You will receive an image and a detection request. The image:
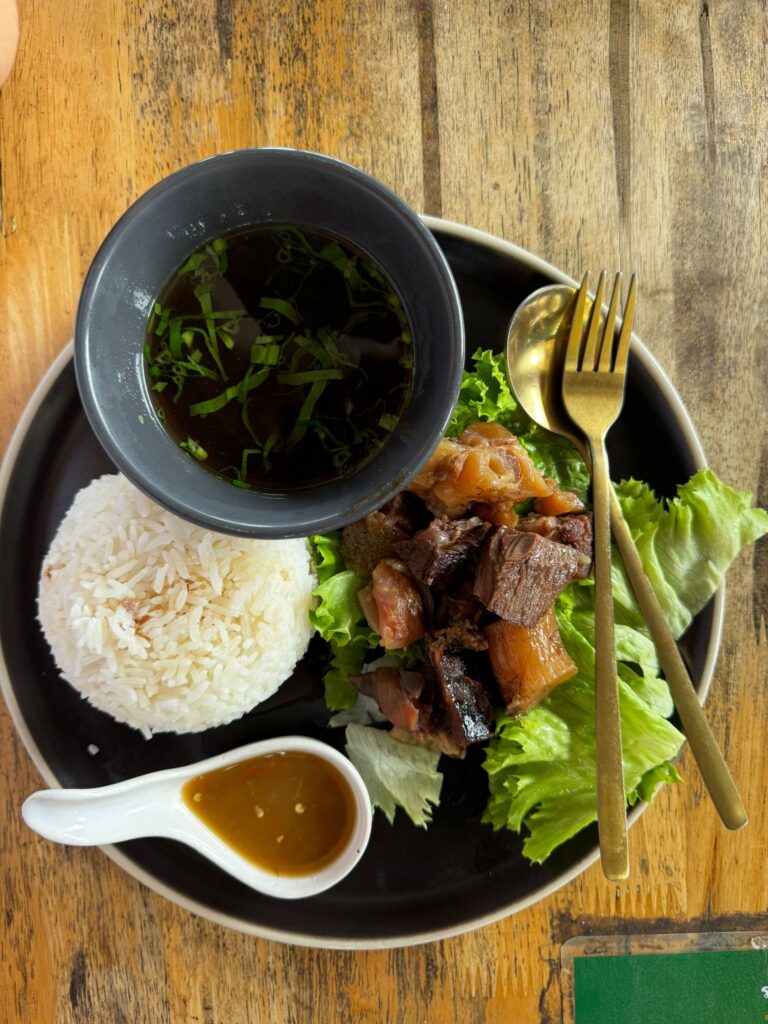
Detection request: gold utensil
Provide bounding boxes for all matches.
[560,270,630,880]
[505,278,747,854]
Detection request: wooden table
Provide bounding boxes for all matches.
[1,2,766,1021]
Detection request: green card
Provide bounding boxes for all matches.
[574,949,768,1024]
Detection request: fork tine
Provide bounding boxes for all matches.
[613,272,637,376]
[597,273,623,373]
[581,270,607,371]
[564,272,590,373]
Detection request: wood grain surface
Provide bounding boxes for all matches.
[1,2,766,1021]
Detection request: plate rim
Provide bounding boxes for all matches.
[0,217,725,949]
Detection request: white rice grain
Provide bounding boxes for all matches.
[37,474,317,735]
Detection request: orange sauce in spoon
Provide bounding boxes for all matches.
[182,751,356,877]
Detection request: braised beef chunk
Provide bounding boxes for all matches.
[341,494,430,575]
[427,631,494,747]
[517,512,593,574]
[378,492,430,535]
[361,560,425,649]
[437,620,488,651]
[435,585,486,629]
[473,527,591,626]
[352,667,426,733]
[394,516,490,588]
[342,513,409,577]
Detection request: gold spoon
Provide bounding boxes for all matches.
[505,284,747,833]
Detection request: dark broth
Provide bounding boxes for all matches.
[182,752,357,876]
[145,225,413,490]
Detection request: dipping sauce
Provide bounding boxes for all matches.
[145,224,413,490]
[181,751,357,876]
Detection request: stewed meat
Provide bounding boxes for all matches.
[516,512,593,570]
[352,667,427,733]
[427,630,494,747]
[533,481,586,516]
[484,608,577,713]
[394,516,490,588]
[341,494,429,576]
[358,560,425,649]
[473,527,591,626]
[407,422,552,518]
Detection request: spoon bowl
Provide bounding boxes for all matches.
[22,736,373,900]
[505,283,591,453]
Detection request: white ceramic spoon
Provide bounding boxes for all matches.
[22,736,372,900]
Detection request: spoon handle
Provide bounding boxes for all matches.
[608,490,747,830]
[591,439,630,881]
[22,782,177,846]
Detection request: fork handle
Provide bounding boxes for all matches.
[590,438,630,881]
[608,489,747,830]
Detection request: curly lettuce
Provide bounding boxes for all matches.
[309,532,378,709]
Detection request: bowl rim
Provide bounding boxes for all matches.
[73,148,465,537]
[0,215,725,949]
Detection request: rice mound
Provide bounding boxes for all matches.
[37,474,317,736]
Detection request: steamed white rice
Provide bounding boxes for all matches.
[37,474,317,736]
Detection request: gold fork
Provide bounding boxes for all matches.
[562,270,633,881]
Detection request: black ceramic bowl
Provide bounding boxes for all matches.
[75,149,464,537]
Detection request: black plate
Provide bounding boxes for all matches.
[0,221,720,948]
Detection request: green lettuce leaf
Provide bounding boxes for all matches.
[483,469,768,862]
[447,348,589,496]
[345,723,443,827]
[614,470,768,637]
[309,533,378,709]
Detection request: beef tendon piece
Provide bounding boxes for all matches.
[484,608,577,714]
[472,500,519,528]
[352,667,426,733]
[516,512,593,573]
[473,526,591,626]
[534,480,585,516]
[394,516,490,588]
[427,631,494,748]
[407,422,552,517]
[360,560,425,649]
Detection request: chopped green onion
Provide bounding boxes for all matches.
[238,366,271,403]
[277,369,344,385]
[286,380,327,448]
[169,319,183,358]
[189,385,240,416]
[180,438,208,460]
[195,287,227,379]
[378,413,398,431]
[260,296,300,324]
[263,431,280,461]
[239,447,262,481]
[178,253,205,275]
[212,238,227,254]
[217,326,236,351]
[250,342,281,366]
